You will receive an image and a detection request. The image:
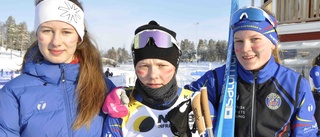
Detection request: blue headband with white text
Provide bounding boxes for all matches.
[231,6,278,46]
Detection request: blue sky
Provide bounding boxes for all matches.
[0,0,260,51]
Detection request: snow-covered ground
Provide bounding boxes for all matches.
[0,47,23,88]
[0,46,224,88]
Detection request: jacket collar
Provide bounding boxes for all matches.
[23,60,79,84]
[238,56,279,84]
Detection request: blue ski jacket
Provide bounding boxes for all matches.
[0,60,115,137]
[184,56,318,137]
[310,65,320,92]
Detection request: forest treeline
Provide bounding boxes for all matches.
[1,16,228,63]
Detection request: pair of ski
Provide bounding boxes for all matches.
[192,0,239,137]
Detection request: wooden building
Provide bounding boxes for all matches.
[261,0,320,78]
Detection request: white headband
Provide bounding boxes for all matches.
[35,0,85,41]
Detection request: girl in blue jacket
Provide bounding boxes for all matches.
[0,0,115,137]
[184,6,318,136]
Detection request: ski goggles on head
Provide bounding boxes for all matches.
[132,30,180,50]
[230,6,276,28]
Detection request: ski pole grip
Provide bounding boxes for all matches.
[200,87,213,129]
[192,92,205,135]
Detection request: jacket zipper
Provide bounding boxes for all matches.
[61,67,73,137]
[250,73,258,137]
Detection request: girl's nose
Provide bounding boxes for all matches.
[51,33,62,47]
[242,41,252,52]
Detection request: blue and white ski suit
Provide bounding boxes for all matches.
[310,65,320,92]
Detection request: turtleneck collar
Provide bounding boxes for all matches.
[134,77,178,109]
[23,60,79,85]
[238,56,279,84]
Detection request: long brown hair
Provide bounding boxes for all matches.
[25,0,108,129]
[272,45,281,64]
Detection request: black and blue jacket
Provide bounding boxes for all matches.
[185,56,318,137]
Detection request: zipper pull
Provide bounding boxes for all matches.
[62,68,65,83]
